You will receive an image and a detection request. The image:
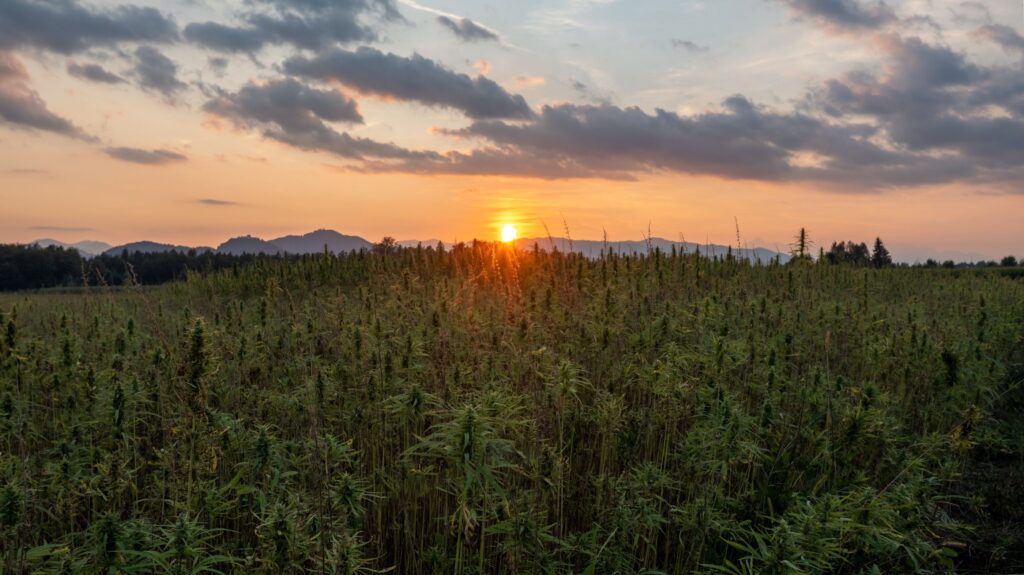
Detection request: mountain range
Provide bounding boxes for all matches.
[29,239,114,258]
[28,229,788,262]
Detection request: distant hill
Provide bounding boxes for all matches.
[217,236,283,256]
[31,239,112,258]
[24,231,788,263]
[104,242,208,256]
[514,237,788,263]
[271,229,373,254]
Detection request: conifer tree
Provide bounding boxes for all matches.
[871,237,893,268]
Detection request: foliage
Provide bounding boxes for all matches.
[0,242,1022,573]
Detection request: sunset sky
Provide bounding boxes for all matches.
[1,0,1022,261]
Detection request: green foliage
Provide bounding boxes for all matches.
[0,243,1022,573]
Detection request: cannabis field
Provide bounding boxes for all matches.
[1,245,1022,574]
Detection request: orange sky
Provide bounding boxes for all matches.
[3,133,1021,262]
[1,0,1022,262]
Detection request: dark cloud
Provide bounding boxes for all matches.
[807,35,1024,184]
[357,97,959,186]
[67,62,124,84]
[183,0,401,53]
[0,0,177,54]
[0,52,92,139]
[437,16,499,43]
[204,77,363,128]
[354,147,641,181]
[197,198,239,206]
[105,146,187,164]
[269,127,439,161]
[671,39,709,53]
[777,0,896,31]
[183,22,265,54]
[132,46,186,97]
[283,47,534,120]
[203,77,433,161]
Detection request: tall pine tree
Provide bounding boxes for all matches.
[871,237,893,268]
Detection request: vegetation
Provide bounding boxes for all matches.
[821,238,893,269]
[0,245,267,291]
[1,241,1020,292]
[0,242,1022,574]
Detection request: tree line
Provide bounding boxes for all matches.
[793,231,1020,270]
[0,245,266,291]
[822,237,894,268]
[1,239,1021,292]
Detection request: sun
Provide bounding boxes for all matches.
[501,224,518,243]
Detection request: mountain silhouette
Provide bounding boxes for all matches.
[31,239,113,258]
[216,236,283,256]
[104,242,211,256]
[24,230,789,262]
[271,229,373,254]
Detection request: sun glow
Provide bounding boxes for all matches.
[501,224,518,243]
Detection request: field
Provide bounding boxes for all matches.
[1,245,1022,574]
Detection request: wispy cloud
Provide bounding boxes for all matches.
[7,168,51,175]
[437,15,500,42]
[105,147,188,165]
[398,0,514,48]
[30,225,93,232]
[197,198,240,206]
[671,39,709,53]
[67,62,125,84]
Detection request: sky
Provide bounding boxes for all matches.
[1,0,1022,262]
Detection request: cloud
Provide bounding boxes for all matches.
[67,62,124,84]
[283,47,534,120]
[203,77,433,161]
[950,1,991,25]
[105,146,187,164]
[132,46,186,97]
[30,225,93,232]
[437,16,499,42]
[800,34,1024,190]
[208,57,229,77]
[777,0,896,31]
[353,87,1013,189]
[569,78,612,105]
[183,0,401,53]
[0,52,92,139]
[671,39,709,53]
[354,147,641,180]
[204,77,363,128]
[976,25,1024,55]
[0,53,27,80]
[0,0,178,54]
[183,22,265,54]
[357,97,918,183]
[197,198,239,206]
[7,168,50,175]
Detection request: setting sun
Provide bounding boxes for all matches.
[501,224,518,243]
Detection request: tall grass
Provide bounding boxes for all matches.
[1,244,1022,573]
